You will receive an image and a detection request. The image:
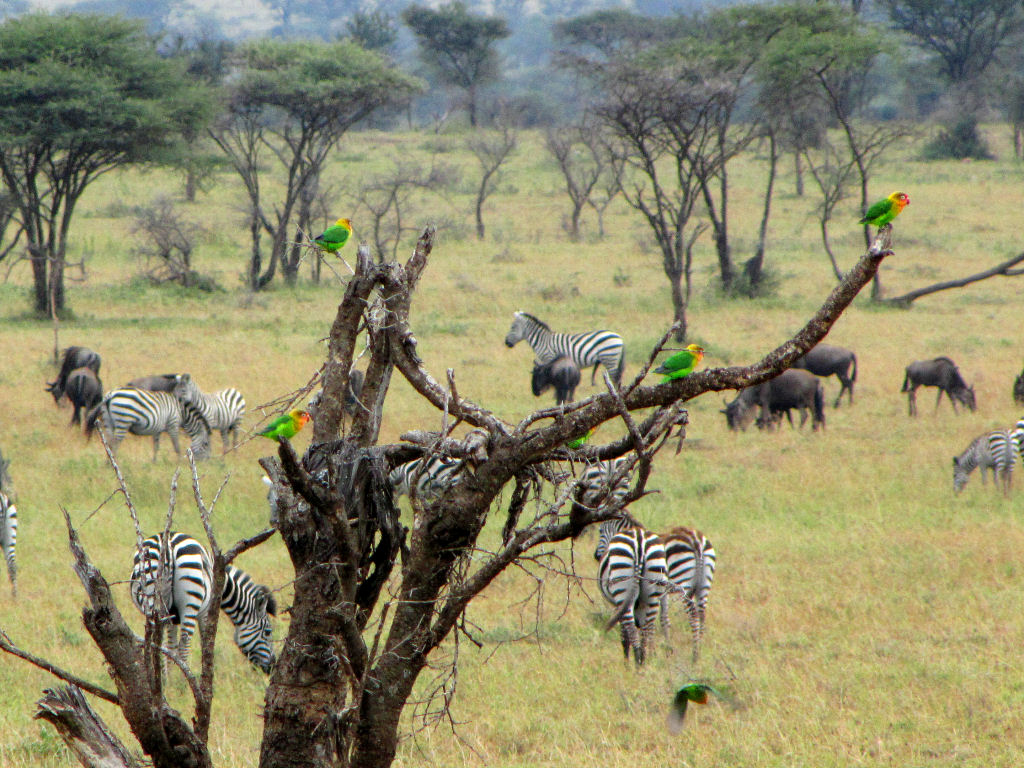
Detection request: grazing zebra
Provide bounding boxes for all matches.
[130,532,215,670]
[173,374,245,454]
[597,525,667,666]
[572,460,631,529]
[389,455,465,501]
[85,388,211,461]
[504,311,625,387]
[131,534,278,674]
[0,492,16,597]
[660,526,716,663]
[953,429,1018,494]
[222,564,277,673]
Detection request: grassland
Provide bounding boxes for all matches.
[0,125,1023,767]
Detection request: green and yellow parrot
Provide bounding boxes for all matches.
[258,409,311,441]
[668,682,731,734]
[859,191,909,228]
[314,218,353,253]
[566,426,598,449]
[655,344,705,381]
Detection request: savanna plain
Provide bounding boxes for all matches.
[0,128,1022,768]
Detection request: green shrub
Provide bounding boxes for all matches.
[921,118,993,160]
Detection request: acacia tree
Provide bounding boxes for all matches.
[0,14,214,315]
[0,226,898,768]
[210,39,422,290]
[402,2,509,128]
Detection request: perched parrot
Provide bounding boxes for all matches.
[566,426,598,449]
[859,191,910,227]
[655,344,705,381]
[667,682,731,734]
[258,409,310,441]
[314,218,353,253]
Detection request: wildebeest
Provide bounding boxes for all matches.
[902,357,975,416]
[65,367,103,427]
[722,369,825,432]
[1014,369,1024,406]
[46,346,101,403]
[125,374,179,392]
[792,343,857,407]
[531,356,581,405]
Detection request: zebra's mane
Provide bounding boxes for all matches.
[517,311,550,332]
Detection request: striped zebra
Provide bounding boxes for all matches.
[131,533,278,674]
[85,388,211,461]
[172,374,246,454]
[572,459,631,523]
[953,429,1018,494]
[661,526,716,663]
[389,456,465,501]
[0,492,16,598]
[130,532,215,670]
[222,564,277,673]
[597,524,667,666]
[504,311,625,387]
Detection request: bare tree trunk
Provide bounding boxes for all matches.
[35,686,139,768]
[668,268,687,343]
[793,151,804,196]
[744,132,778,295]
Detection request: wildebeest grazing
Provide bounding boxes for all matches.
[46,346,101,403]
[721,369,825,432]
[531,356,581,405]
[65,367,103,427]
[792,343,857,407]
[1014,368,1024,406]
[125,374,179,392]
[902,357,975,417]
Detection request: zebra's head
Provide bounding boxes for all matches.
[504,311,528,347]
[952,455,970,493]
[236,585,277,674]
[173,373,200,405]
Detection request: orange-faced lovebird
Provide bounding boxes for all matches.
[655,344,705,381]
[667,682,731,733]
[859,191,909,227]
[314,218,353,253]
[258,409,310,441]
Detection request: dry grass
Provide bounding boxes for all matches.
[1,125,1023,767]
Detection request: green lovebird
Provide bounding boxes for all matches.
[859,191,909,227]
[566,426,597,449]
[655,344,705,381]
[314,218,353,253]
[258,409,310,441]
[667,683,730,734]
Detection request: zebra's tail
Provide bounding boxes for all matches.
[590,362,601,386]
[850,353,858,382]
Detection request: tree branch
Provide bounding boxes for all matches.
[877,250,1024,307]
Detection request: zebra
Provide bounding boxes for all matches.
[131,534,278,674]
[85,388,211,461]
[172,374,245,454]
[222,564,277,674]
[389,455,465,501]
[660,526,716,663]
[504,311,625,387]
[572,460,631,526]
[953,429,1018,494]
[0,492,16,597]
[130,532,215,670]
[597,524,667,666]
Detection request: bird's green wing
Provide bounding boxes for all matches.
[859,198,892,223]
[656,350,695,374]
[316,225,350,247]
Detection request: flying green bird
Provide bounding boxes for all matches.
[313,218,353,253]
[258,409,310,441]
[655,344,705,381]
[668,682,731,734]
[859,191,910,228]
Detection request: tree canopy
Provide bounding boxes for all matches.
[0,13,214,315]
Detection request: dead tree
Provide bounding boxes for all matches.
[3,228,895,768]
[467,122,517,240]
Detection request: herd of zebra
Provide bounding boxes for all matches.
[45,346,246,460]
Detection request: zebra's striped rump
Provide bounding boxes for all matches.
[389,455,465,501]
[661,526,716,662]
[598,526,667,665]
[0,492,16,597]
[130,532,215,668]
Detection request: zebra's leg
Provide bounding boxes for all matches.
[166,427,181,458]
[660,593,671,643]
[907,387,916,417]
[220,428,231,456]
[5,551,16,598]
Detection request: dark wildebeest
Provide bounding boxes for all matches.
[1014,369,1024,406]
[46,346,101,403]
[125,374,179,392]
[792,343,857,408]
[902,357,975,417]
[531,356,581,405]
[722,369,826,432]
[65,367,103,427]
